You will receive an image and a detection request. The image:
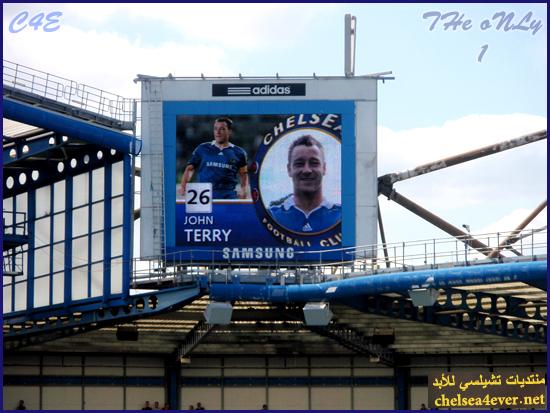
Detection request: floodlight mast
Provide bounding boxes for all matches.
[345,14,357,77]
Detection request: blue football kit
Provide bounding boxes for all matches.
[188,141,247,199]
[269,195,341,233]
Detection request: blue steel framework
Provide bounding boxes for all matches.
[4,287,200,351]
[3,152,131,314]
[2,74,143,332]
[3,68,207,358]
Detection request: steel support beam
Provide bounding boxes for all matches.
[3,131,63,165]
[3,97,141,155]
[440,287,546,322]
[377,199,391,268]
[3,285,203,351]
[209,261,546,303]
[379,130,547,185]
[378,188,498,258]
[343,291,546,344]
[488,200,547,258]
[3,84,134,131]
[3,144,124,198]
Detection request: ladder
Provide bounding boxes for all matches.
[147,93,166,258]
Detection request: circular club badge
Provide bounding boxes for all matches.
[250,114,342,249]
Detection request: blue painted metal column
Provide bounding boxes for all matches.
[395,361,410,410]
[63,176,73,305]
[49,184,55,306]
[122,154,132,297]
[9,197,16,311]
[27,189,36,311]
[103,163,112,299]
[165,355,181,410]
[87,171,94,298]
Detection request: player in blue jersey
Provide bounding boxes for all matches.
[269,135,341,233]
[179,118,249,199]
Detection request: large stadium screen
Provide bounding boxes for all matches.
[140,79,378,264]
[167,105,355,263]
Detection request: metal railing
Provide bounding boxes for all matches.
[3,60,134,125]
[131,228,547,288]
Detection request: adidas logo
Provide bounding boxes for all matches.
[252,85,291,95]
[302,222,313,232]
[218,152,224,155]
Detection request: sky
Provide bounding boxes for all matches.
[3,3,547,251]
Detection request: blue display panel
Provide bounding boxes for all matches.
[164,101,355,263]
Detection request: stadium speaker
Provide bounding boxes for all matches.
[116,326,138,341]
[204,302,233,325]
[408,288,439,307]
[303,302,333,326]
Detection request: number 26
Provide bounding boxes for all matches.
[187,189,211,205]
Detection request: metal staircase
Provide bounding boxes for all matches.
[176,320,215,361]
[309,323,395,366]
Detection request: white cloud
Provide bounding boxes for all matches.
[3,24,231,98]
[117,3,325,51]
[3,3,338,98]
[5,3,338,52]
[479,206,547,235]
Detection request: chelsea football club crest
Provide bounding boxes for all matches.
[249,114,343,250]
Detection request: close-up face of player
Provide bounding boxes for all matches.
[287,143,326,195]
[213,120,232,145]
